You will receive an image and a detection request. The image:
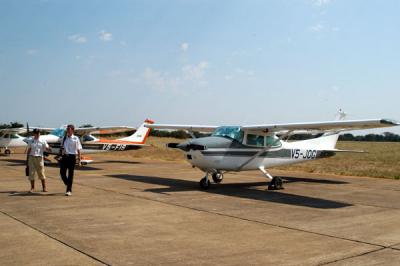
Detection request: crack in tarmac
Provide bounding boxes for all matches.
[79,182,399,265]
[0,210,110,266]
[319,246,387,265]
[2,161,399,265]
[72,181,389,247]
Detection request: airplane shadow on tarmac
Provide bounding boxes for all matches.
[106,174,352,209]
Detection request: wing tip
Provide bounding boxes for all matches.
[380,119,400,126]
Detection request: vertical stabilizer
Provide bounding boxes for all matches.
[118,119,154,144]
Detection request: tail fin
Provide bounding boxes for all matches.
[118,119,154,144]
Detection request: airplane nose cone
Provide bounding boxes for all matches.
[177,140,206,151]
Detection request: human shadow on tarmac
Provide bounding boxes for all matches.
[1,158,26,166]
[1,158,102,171]
[1,191,63,196]
[107,174,352,209]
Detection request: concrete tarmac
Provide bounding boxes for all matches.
[1,152,400,265]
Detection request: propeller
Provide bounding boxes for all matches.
[167,143,179,148]
[166,142,206,151]
[26,122,30,137]
[186,144,206,151]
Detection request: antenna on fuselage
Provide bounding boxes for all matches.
[335,109,347,121]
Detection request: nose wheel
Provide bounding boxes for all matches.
[212,172,223,183]
[4,149,11,156]
[200,176,211,189]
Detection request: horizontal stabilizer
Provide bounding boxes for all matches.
[323,149,366,153]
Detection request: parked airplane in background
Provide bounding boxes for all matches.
[41,119,154,164]
[1,119,154,164]
[146,113,399,190]
[0,128,27,155]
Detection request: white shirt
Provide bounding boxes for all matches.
[28,138,49,157]
[62,135,82,155]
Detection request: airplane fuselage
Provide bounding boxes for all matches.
[0,134,27,149]
[177,136,335,172]
[47,142,143,155]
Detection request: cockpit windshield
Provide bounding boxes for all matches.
[51,128,66,138]
[212,126,244,142]
[82,135,96,142]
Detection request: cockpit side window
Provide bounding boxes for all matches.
[51,128,66,138]
[10,134,19,139]
[266,135,281,147]
[82,135,95,142]
[246,134,264,147]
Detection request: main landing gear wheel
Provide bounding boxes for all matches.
[212,172,223,183]
[200,177,211,190]
[4,149,11,156]
[268,176,284,190]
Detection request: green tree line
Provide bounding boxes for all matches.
[288,132,400,142]
[0,122,24,129]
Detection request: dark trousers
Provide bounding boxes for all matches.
[60,155,76,192]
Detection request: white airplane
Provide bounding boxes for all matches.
[34,119,154,164]
[0,128,27,155]
[1,119,153,163]
[145,113,399,189]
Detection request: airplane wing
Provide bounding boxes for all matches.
[29,127,55,133]
[242,119,399,133]
[74,126,136,136]
[145,124,218,133]
[0,127,26,134]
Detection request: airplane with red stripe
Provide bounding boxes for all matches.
[26,119,154,165]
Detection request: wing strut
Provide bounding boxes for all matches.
[236,147,271,172]
[258,166,273,180]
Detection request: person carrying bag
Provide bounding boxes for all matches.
[26,129,51,192]
[59,124,82,196]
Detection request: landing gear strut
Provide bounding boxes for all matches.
[259,166,284,190]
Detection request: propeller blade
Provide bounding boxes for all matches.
[167,143,180,148]
[167,142,206,151]
[186,144,206,151]
[26,122,30,137]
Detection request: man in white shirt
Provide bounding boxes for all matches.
[26,129,51,192]
[59,124,82,196]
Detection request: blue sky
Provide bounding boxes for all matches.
[1,0,399,133]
